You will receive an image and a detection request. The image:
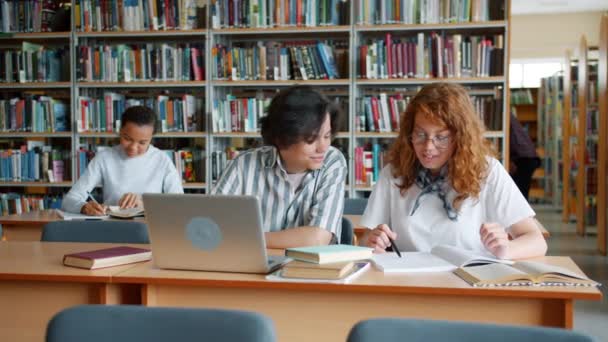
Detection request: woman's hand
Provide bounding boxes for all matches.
[80,202,107,216]
[480,223,509,259]
[118,193,143,209]
[359,224,397,253]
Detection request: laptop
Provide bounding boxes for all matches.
[143,194,288,274]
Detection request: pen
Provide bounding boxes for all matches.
[86,192,107,213]
[387,227,402,258]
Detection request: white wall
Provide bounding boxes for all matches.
[511,11,606,60]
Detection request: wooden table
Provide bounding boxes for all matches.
[115,258,597,342]
[0,210,62,241]
[0,241,142,341]
[0,242,600,342]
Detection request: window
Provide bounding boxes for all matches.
[509,59,563,88]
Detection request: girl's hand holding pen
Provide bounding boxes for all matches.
[360,224,398,254]
[80,201,107,216]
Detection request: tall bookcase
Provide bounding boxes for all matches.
[597,14,607,255]
[0,0,512,212]
[562,49,576,222]
[537,76,563,207]
[575,36,599,236]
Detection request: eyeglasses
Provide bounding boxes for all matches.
[410,131,452,149]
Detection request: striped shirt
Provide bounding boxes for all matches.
[212,145,347,240]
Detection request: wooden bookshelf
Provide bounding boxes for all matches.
[576,36,599,236]
[0,0,513,211]
[597,15,608,255]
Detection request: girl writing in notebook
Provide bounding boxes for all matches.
[359,83,547,259]
[62,106,184,216]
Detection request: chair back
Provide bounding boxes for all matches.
[41,220,149,244]
[341,217,354,245]
[344,198,368,215]
[347,318,595,342]
[46,305,276,342]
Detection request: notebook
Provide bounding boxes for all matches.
[372,245,513,273]
[56,209,108,221]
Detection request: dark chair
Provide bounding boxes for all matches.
[41,220,149,244]
[347,318,595,342]
[341,217,354,245]
[344,198,368,215]
[46,305,276,342]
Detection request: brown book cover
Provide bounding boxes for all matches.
[282,260,355,279]
[63,246,151,270]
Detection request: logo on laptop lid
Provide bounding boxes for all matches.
[185,217,222,250]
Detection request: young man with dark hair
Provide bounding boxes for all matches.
[212,86,347,248]
[62,106,184,215]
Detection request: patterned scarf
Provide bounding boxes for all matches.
[410,166,458,221]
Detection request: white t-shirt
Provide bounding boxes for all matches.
[360,157,535,254]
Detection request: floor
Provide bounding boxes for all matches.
[534,207,608,341]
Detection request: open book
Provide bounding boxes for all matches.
[107,206,145,219]
[454,261,601,287]
[372,245,513,273]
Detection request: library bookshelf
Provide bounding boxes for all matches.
[597,14,607,255]
[0,0,512,213]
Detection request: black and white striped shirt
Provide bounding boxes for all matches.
[212,145,347,238]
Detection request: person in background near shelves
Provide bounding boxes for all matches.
[359,83,547,259]
[212,85,347,249]
[509,112,541,200]
[62,106,184,215]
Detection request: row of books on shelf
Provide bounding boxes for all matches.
[212,41,346,81]
[75,0,205,32]
[354,143,388,186]
[0,144,69,183]
[210,0,350,28]
[76,43,205,82]
[211,96,270,133]
[510,88,534,105]
[0,96,68,133]
[0,43,69,83]
[76,93,204,133]
[0,0,64,33]
[210,146,244,181]
[0,193,62,216]
[76,145,205,184]
[359,33,504,80]
[355,0,504,25]
[584,195,597,226]
[355,94,407,133]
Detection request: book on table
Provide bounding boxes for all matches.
[285,244,373,264]
[107,206,145,219]
[454,260,601,287]
[372,244,514,273]
[266,261,371,284]
[63,246,152,270]
[56,209,108,220]
[281,260,356,280]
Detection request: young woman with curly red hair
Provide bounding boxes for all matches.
[359,83,547,259]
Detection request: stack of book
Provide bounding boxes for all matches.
[268,245,373,283]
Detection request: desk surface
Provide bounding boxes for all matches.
[0,210,62,225]
[113,255,601,300]
[0,241,598,300]
[0,241,146,282]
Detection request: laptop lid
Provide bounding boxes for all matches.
[143,194,282,274]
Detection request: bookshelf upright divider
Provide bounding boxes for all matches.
[597,14,608,255]
[561,50,575,223]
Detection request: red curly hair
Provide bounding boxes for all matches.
[388,82,494,210]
